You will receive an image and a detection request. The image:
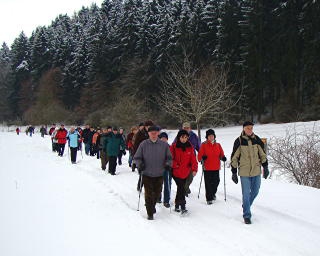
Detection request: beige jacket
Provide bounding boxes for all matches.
[231,132,267,177]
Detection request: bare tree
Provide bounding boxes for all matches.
[158,53,242,138]
[268,124,320,188]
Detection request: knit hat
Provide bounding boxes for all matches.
[205,129,216,139]
[182,122,191,128]
[138,122,144,127]
[148,125,160,132]
[159,132,168,140]
[177,129,189,139]
[243,121,254,127]
[113,127,118,131]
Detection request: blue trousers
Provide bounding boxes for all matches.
[240,175,261,219]
[84,143,91,155]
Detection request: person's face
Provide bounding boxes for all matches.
[207,135,215,142]
[107,128,112,132]
[103,129,108,133]
[133,129,138,134]
[119,129,124,134]
[139,126,144,131]
[61,125,65,129]
[86,125,89,129]
[145,126,150,131]
[149,131,159,140]
[113,130,118,134]
[244,125,254,136]
[179,135,189,143]
[97,130,101,133]
[160,137,168,143]
[183,126,191,132]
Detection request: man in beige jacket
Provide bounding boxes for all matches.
[231,121,269,224]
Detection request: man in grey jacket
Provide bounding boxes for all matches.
[134,125,172,220]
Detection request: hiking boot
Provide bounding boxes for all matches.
[213,195,216,200]
[163,202,170,208]
[147,215,154,220]
[207,200,213,205]
[244,218,251,224]
[174,205,180,212]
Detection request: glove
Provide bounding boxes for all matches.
[232,173,238,184]
[164,164,172,173]
[202,155,207,161]
[263,167,269,179]
[221,156,227,162]
[138,162,145,173]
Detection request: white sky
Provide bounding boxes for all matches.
[0,0,104,47]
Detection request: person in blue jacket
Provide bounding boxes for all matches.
[67,127,80,164]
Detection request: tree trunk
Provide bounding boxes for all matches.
[196,121,201,143]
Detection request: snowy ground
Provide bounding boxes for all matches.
[1,121,320,256]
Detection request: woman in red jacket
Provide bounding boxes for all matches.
[170,130,198,214]
[55,124,68,157]
[198,129,226,204]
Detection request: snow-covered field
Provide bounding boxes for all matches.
[1,121,320,256]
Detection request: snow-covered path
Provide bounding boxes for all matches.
[1,123,320,256]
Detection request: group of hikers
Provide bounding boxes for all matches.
[34,120,269,223]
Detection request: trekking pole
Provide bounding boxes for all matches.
[224,161,226,202]
[197,161,205,199]
[137,171,144,211]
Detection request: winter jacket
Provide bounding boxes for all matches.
[134,139,172,178]
[55,128,68,144]
[67,131,80,148]
[49,127,55,135]
[103,133,125,157]
[40,127,47,135]
[82,128,91,144]
[97,132,111,150]
[126,132,134,149]
[170,142,198,179]
[51,130,58,143]
[231,132,268,177]
[198,140,225,171]
[92,132,100,144]
[132,129,149,155]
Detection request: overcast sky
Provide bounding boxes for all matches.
[0,0,104,47]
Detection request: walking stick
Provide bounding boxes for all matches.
[137,171,144,211]
[197,160,205,199]
[224,161,226,202]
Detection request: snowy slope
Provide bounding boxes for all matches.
[0,122,320,256]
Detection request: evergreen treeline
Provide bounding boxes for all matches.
[0,0,319,127]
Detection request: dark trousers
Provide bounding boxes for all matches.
[108,156,117,174]
[84,143,90,155]
[143,175,163,217]
[51,139,56,152]
[173,176,187,208]
[204,171,220,201]
[57,144,65,156]
[117,151,123,164]
[100,150,109,170]
[70,147,77,163]
[184,171,193,194]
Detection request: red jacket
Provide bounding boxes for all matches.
[49,127,55,135]
[170,142,198,179]
[55,128,68,144]
[198,141,224,171]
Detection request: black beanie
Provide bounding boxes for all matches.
[159,132,168,140]
[205,129,216,139]
[243,121,254,127]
